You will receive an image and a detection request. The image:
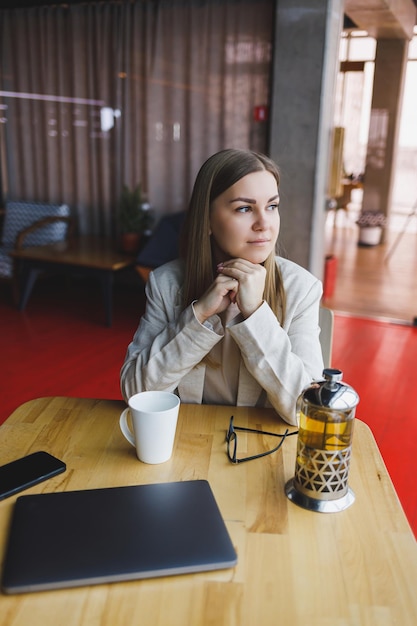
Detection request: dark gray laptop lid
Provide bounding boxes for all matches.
[2,480,237,594]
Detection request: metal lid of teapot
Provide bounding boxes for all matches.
[302,368,359,411]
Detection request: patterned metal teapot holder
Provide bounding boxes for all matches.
[285,368,360,513]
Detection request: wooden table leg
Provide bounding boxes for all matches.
[99,271,113,327]
[18,265,42,311]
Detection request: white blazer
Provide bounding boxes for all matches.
[120,257,324,425]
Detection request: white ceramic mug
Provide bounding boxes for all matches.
[119,391,180,464]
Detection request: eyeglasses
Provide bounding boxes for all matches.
[226,415,298,464]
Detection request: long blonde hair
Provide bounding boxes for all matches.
[180,148,286,323]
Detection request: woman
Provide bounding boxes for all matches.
[120,149,324,425]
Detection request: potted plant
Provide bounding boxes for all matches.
[118,183,153,253]
[356,211,387,246]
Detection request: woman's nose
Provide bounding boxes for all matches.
[253,211,268,230]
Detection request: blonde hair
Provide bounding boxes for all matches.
[180,148,286,323]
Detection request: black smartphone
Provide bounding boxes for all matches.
[0,451,66,501]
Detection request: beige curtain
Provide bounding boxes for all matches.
[0,0,273,237]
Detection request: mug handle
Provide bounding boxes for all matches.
[119,408,135,447]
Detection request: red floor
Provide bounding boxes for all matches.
[0,276,145,421]
[330,313,417,536]
[1,279,416,536]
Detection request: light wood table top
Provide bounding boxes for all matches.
[1,397,417,626]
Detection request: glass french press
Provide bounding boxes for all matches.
[285,368,360,513]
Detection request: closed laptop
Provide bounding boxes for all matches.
[2,480,237,594]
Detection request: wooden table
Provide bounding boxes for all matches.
[1,397,417,625]
[10,237,135,326]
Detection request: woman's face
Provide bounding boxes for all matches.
[209,170,280,265]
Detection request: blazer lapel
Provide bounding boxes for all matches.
[236,361,263,406]
[178,365,206,403]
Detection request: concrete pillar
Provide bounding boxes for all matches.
[269,0,344,279]
[362,38,409,240]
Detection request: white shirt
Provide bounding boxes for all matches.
[202,303,240,405]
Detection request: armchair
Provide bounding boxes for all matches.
[0,201,74,300]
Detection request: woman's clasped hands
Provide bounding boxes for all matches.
[193,258,266,324]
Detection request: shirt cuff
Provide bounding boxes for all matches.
[191,301,224,335]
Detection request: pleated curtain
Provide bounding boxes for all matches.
[0,0,273,237]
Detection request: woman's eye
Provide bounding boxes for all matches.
[236,206,251,213]
[267,203,279,211]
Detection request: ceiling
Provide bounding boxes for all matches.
[1,0,416,40]
[0,0,108,7]
[344,0,417,39]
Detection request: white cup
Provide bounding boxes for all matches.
[119,391,180,464]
